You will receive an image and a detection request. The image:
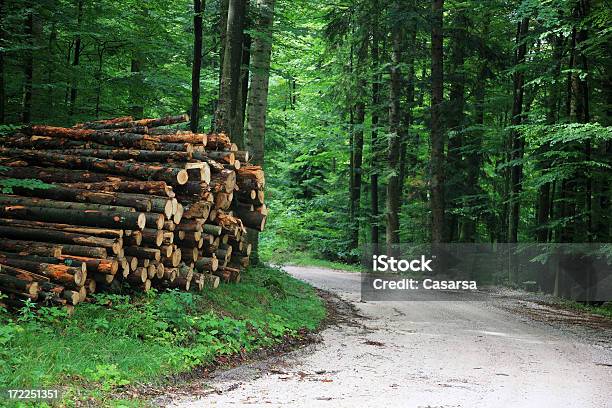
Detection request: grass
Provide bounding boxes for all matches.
[285,255,364,272]
[261,248,363,273]
[559,299,612,319]
[0,265,326,407]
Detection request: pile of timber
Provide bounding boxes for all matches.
[0,114,267,310]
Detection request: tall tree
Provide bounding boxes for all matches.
[190,0,204,132]
[350,33,367,250]
[246,0,274,165]
[68,0,84,116]
[215,0,246,145]
[22,4,34,123]
[369,0,381,246]
[0,0,5,123]
[430,0,445,243]
[445,9,467,241]
[507,17,529,243]
[234,5,252,144]
[386,0,403,247]
[246,0,275,262]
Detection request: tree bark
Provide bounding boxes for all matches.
[234,6,252,148]
[508,18,529,243]
[4,184,153,212]
[0,256,85,286]
[386,0,403,248]
[191,0,204,132]
[0,0,5,123]
[3,149,189,185]
[59,180,174,197]
[430,0,445,243]
[215,0,245,139]
[0,239,62,258]
[0,206,146,230]
[536,34,564,242]
[69,0,84,116]
[370,1,381,245]
[78,114,189,130]
[22,6,34,123]
[445,10,467,242]
[0,218,124,239]
[0,195,136,214]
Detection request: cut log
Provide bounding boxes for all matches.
[0,219,123,239]
[2,149,189,186]
[206,133,231,149]
[234,151,250,162]
[0,195,137,213]
[140,229,165,246]
[0,205,146,230]
[203,224,222,236]
[236,166,265,190]
[74,116,134,129]
[0,165,120,183]
[124,247,161,261]
[5,184,152,212]
[195,256,218,273]
[0,225,120,254]
[57,244,109,259]
[59,148,192,163]
[233,208,267,231]
[59,180,174,198]
[144,213,165,229]
[192,151,234,165]
[0,239,62,257]
[0,256,86,286]
[75,114,189,130]
[203,273,220,289]
[59,256,118,275]
[209,169,236,193]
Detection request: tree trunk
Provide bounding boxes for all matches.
[22,6,34,123]
[508,18,529,243]
[460,60,486,242]
[190,0,205,132]
[350,39,367,251]
[215,0,229,131]
[215,0,245,139]
[536,34,564,242]
[398,33,416,206]
[386,0,402,248]
[430,0,445,243]
[0,0,5,123]
[245,0,274,262]
[69,0,84,116]
[445,11,467,242]
[370,1,381,245]
[233,7,251,148]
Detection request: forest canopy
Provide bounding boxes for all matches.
[0,0,610,263]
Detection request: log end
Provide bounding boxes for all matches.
[176,170,189,185]
[137,213,146,230]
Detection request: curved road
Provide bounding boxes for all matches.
[165,266,612,407]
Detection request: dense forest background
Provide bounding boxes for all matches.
[0,0,610,263]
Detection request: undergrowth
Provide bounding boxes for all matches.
[0,265,325,406]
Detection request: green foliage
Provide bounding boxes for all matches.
[0,178,54,194]
[0,265,325,405]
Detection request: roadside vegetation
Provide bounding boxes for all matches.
[0,265,326,406]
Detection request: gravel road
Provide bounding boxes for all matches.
[163,265,612,408]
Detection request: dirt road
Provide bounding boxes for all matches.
[164,266,612,407]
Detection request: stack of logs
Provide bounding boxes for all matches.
[0,114,267,310]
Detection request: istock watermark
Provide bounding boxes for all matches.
[361,244,612,302]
